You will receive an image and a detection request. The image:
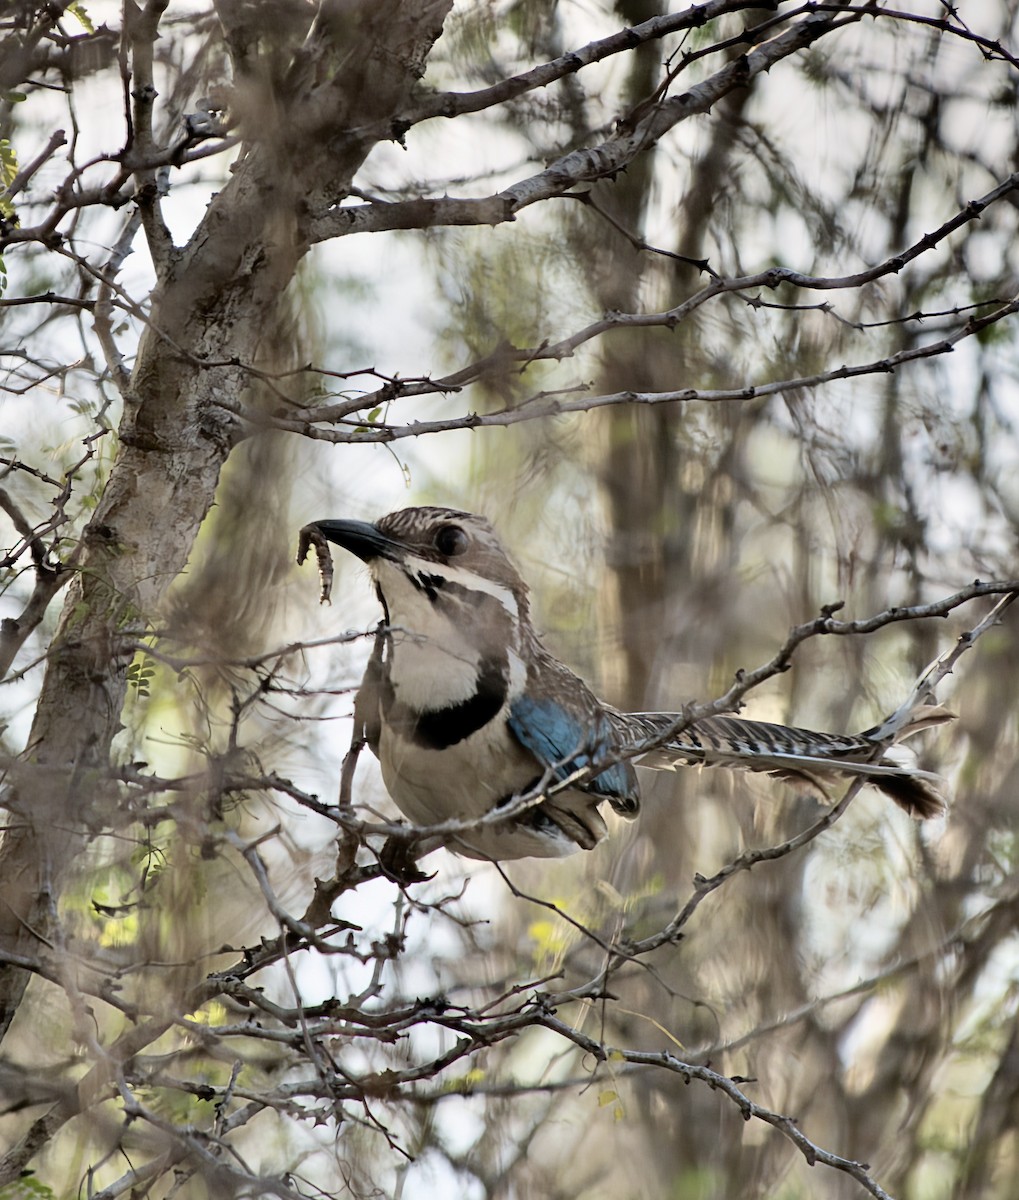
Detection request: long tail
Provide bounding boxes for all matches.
[619,710,951,818]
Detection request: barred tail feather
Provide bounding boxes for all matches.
[622,712,949,819]
[872,770,946,820]
[762,757,947,818]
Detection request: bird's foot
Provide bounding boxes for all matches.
[379,836,436,885]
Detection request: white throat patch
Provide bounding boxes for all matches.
[372,557,517,711]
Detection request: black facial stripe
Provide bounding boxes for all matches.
[414,571,447,601]
[407,654,509,750]
[410,571,488,606]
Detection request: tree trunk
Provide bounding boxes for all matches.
[0,0,453,1044]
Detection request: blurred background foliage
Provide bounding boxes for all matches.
[2,1,1019,1198]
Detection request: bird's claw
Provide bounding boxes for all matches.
[379,835,435,884]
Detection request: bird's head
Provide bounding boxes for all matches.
[313,507,531,632]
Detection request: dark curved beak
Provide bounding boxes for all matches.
[313,519,401,563]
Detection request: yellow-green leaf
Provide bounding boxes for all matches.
[68,3,95,33]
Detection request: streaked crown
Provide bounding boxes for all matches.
[376,507,530,608]
[314,506,532,621]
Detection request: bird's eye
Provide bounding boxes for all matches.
[435,524,469,557]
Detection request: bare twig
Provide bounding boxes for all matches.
[2,129,67,203]
[233,293,1019,443]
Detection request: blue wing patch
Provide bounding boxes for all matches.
[508,694,638,809]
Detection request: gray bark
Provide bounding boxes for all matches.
[0,0,453,1044]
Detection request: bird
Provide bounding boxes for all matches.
[309,506,947,865]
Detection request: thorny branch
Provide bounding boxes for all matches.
[1,0,1018,1196]
[308,5,863,242]
[607,1048,897,1200]
[78,294,1019,442]
[242,194,1019,438]
[1,575,1011,1194]
[290,548,1017,848]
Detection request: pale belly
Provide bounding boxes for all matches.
[376,721,602,860]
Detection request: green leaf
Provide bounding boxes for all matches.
[0,1175,58,1199]
[68,3,95,33]
[127,654,157,697]
[0,136,18,230]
